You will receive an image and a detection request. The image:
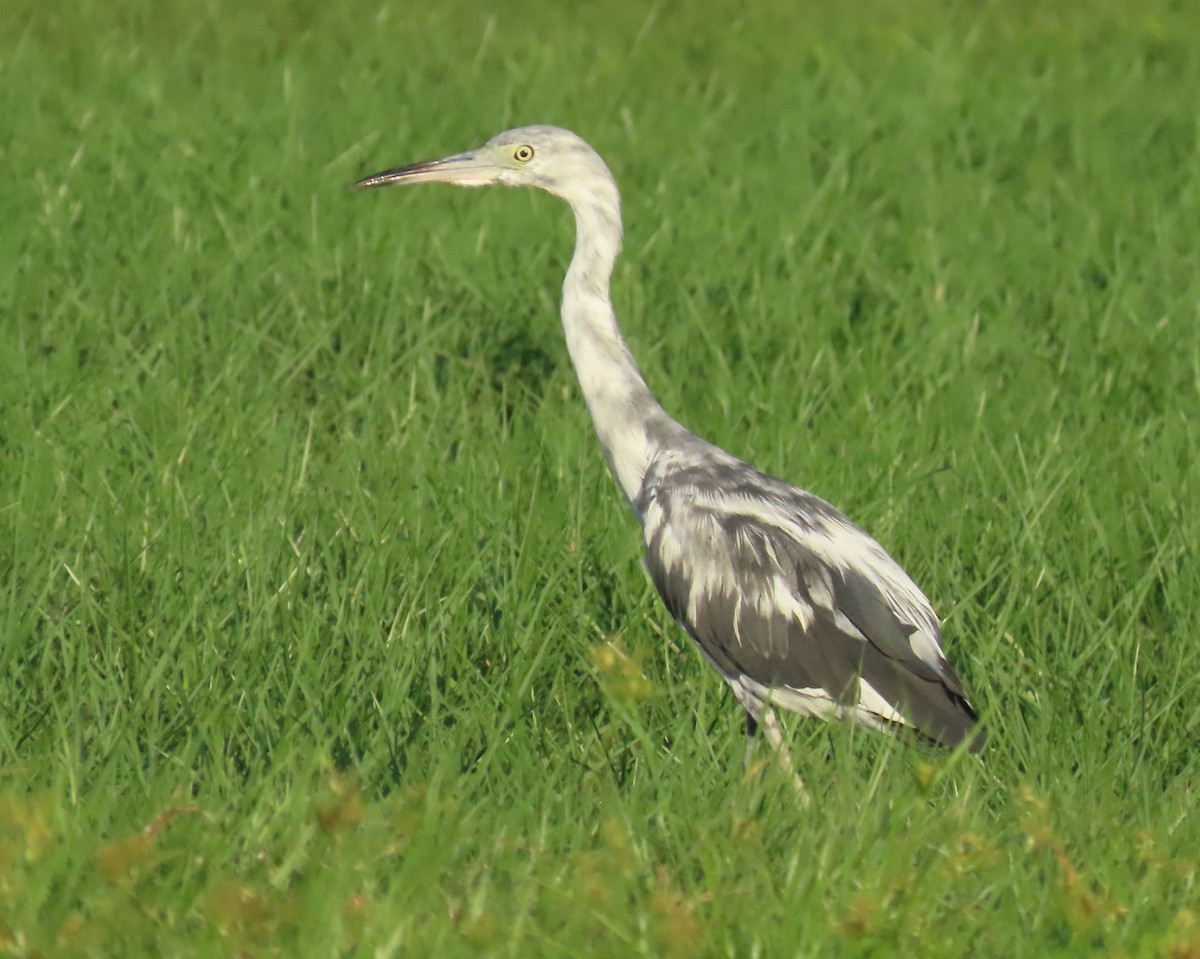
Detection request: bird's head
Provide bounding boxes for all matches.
[355,125,616,207]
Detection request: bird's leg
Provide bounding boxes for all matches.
[743,710,759,770]
[758,706,808,800]
[733,687,807,800]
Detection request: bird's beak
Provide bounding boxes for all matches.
[354,151,496,189]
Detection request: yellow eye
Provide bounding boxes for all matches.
[513,144,535,162]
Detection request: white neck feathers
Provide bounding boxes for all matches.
[559,190,674,505]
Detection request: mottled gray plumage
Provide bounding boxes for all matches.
[638,446,984,753]
[638,443,983,753]
[357,125,986,785]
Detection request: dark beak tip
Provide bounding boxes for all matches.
[352,173,390,191]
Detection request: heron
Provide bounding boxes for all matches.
[356,125,986,789]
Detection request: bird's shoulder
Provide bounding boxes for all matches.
[636,450,893,591]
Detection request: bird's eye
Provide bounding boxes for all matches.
[513,145,535,162]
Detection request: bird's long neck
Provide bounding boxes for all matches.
[561,193,678,505]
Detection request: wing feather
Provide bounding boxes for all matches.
[640,464,984,752]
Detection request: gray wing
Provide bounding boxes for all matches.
[639,466,984,752]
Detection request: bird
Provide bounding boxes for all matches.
[356,125,986,788]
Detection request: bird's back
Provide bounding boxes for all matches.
[635,441,985,752]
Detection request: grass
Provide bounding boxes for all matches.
[2,0,1198,954]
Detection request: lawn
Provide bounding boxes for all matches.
[1,0,1198,955]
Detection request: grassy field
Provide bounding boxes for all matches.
[2,0,1198,954]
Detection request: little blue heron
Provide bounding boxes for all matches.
[356,125,986,789]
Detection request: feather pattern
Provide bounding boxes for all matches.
[636,438,985,752]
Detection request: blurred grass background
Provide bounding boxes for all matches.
[1,0,1198,955]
